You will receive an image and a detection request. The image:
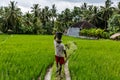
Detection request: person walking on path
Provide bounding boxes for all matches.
[54,32,67,76]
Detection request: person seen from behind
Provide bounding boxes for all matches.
[54,32,67,76]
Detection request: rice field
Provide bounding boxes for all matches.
[0,35,120,80]
[69,39,120,80]
[0,35,55,80]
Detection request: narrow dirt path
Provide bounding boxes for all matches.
[64,61,71,80]
[44,66,53,80]
[64,42,77,80]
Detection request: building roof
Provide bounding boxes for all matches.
[71,21,96,29]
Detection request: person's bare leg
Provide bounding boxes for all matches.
[59,64,62,75]
[56,62,59,73]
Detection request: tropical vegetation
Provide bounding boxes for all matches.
[80,28,110,39]
[0,0,120,35]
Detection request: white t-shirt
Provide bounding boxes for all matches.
[54,40,66,57]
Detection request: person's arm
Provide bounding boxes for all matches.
[63,44,67,58]
[54,35,56,40]
[64,50,67,58]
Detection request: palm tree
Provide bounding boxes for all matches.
[31,4,43,34]
[63,8,72,26]
[40,6,52,29]
[0,7,4,16]
[22,12,34,34]
[100,0,114,29]
[31,4,40,17]
[80,3,92,20]
[117,2,120,14]
[7,1,22,33]
[0,7,10,32]
[118,2,120,9]
[50,4,57,28]
[81,3,87,10]
[0,7,4,30]
[40,6,49,27]
[55,8,72,32]
[0,1,22,33]
[88,6,104,28]
[72,6,82,22]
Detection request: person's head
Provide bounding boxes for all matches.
[55,32,62,40]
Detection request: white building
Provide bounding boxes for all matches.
[67,21,96,37]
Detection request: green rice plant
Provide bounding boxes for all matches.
[0,35,10,44]
[1,35,120,80]
[69,39,120,80]
[0,35,55,80]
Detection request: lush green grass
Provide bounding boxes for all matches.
[0,35,10,44]
[69,39,120,80]
[0,35,76,80]
[0,35,55,80]
[1,35,120,80]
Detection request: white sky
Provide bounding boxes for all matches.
[0,0,120,13]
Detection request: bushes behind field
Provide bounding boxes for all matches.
[80,28,110,39]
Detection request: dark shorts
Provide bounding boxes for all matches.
[55,55,65,65]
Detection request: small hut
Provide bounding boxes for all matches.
[67,21,96,37]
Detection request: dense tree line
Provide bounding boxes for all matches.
[0,0,120,34]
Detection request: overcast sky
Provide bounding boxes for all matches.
[0,0,120,13]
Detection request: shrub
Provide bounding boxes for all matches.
[80,28,109,39]
[80,29,88,36]
[95,29,104,38]
[101,32,110,39]
[108,14,120,35]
